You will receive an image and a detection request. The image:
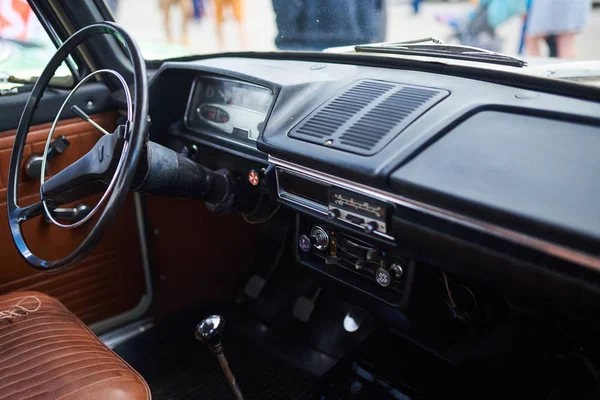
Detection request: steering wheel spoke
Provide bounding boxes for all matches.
[15,202,45,224]
[41,125,126,206]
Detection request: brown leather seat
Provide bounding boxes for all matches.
[0,291,150,400]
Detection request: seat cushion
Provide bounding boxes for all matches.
[0,291,150,400]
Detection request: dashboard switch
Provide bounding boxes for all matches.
[299,235,312,252]
[248,170,260,186]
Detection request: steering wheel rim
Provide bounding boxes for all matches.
[6,22,148,272]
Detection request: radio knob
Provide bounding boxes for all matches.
[327,209,340,220]
[309,226,330,250]
[375,267,391,287]
[389,263,404,279]
[364,221,379,234]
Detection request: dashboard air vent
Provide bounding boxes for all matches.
[292,80,395,140]
[290,80,449,155]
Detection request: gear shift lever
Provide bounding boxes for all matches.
[195,315,245,400]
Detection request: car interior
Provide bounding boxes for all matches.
[2,1,600,399]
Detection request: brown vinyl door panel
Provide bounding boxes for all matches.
[0,113,146,324]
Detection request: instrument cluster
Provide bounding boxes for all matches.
[184,76,273,145]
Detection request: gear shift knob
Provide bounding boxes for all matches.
[195,315,225,351]
[195,315,244,400]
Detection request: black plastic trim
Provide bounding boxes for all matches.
[148,51,600,102]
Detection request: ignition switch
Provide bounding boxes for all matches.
[309,226,330,250]
[298,226,330,252]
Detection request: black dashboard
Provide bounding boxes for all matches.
[146,55,600,317]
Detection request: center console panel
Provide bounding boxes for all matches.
[273,163,416,308]
[296,216,414,307]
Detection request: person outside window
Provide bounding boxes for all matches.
[525,0,592,59]
[160,0,193,45]
[271,0,386,51]
[213,0,247,50]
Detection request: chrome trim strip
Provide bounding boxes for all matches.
[279,190,329,216]
[275,166,329,215]
[269,156,600,272]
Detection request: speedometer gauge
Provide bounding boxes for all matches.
[185,76,273,143]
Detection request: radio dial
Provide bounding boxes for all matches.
[327,209,340,220]
[363,221,379,234]
[389,263,404,279]
[375,267,392,287]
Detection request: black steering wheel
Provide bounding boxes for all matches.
[7,22,148,271]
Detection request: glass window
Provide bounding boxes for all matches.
[108,0,281,59]
[0,0,71,90]
[108,0,600,86]
[108,0,388,58]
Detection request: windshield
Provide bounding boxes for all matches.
[108,0,597,57]
[3,1,598,87]
[108,0,600,86]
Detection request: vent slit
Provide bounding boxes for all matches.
[289,80,447,154]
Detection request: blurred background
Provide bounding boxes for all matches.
[110,0,600,60]
[1,0,599,81]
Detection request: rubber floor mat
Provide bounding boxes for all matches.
[114,310,319,400]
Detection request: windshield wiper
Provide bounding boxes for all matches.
[355,37,527,68]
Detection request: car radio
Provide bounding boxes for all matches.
[276,168,393,239]
[328,187,390,235]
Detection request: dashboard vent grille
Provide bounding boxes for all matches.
[289,80,449,155]
[293,80,395,140]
